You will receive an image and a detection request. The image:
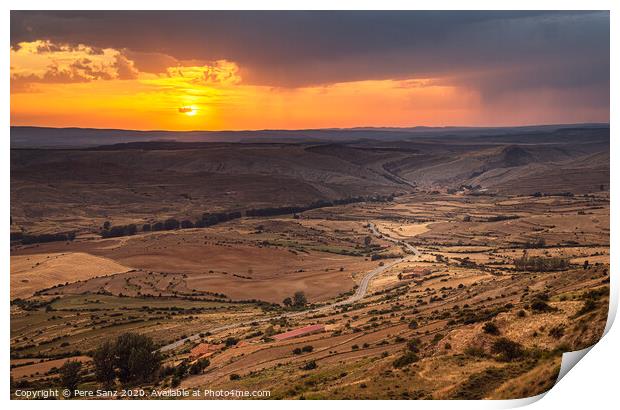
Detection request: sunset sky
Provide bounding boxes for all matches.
[10,11,609,131]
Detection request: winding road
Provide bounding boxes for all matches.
[159,222,419,352]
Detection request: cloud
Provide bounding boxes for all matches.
[9,11,609,87]
[9,11,610,126]
[113,54,139,80]
[161,60,241,86]
[10,40,140,90]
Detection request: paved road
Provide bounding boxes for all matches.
[159,223,419,352]
[368,222,420,256]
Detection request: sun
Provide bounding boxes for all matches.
[178,106,197,116]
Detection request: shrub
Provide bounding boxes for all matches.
[392,352,419,368]
[302,361,317,370]
[483,322,500,335]
[229,373,241,380]
[406,338,421,353]
[491,338,525,362]
[548,325,565,339]
[530,300,553,313]
[225,337,239,347]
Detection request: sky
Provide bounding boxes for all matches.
[10,11,610,131]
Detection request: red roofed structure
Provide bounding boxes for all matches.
[189,343,221,359]
[273,324,325,341]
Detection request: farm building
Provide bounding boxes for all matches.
[189,343,222,359]
[273,324,325,341]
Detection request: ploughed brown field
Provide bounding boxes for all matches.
[10,126,610,399]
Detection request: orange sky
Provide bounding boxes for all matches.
[10,38,609,130]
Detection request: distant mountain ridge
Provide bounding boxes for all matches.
[10,124,609,148]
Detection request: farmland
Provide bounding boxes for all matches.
[10,127,610,399]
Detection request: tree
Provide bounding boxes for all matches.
[364,236,372,248]
[180,220,194,229]
[103,221,111,230]
[189,358,210,375]
[93,341,116,388]
[225,337,239,347]
[164,218,180,230]
[293,291,307,307]
[60,360,82,397]
[93,333,162,386]
[282,297,292,307]
[115,333,162,384]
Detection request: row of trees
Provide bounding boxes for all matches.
[56,333,163,397]
[246,195,394,217]
[514,256,570,272]
[282,291,308,308]
[100,195,395,239]
[19,232,76,244]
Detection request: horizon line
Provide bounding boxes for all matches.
[10,122,611,134]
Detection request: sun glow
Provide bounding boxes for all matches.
[179,106,197,116]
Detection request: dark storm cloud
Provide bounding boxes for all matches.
[10,10,609,102]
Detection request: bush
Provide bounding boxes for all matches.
[574,297,600,317]
[491,338,525,362]
[301,345,314,353]
[229,373,241,380]
[407,338,421,353]
[530,300,553,313]
[392,352,419,368]
[483,322,500,335]
[302,360,317,370]
[225,337,239,347]
[548,325,565,339]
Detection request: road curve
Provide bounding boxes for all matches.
[159,223,418,352]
